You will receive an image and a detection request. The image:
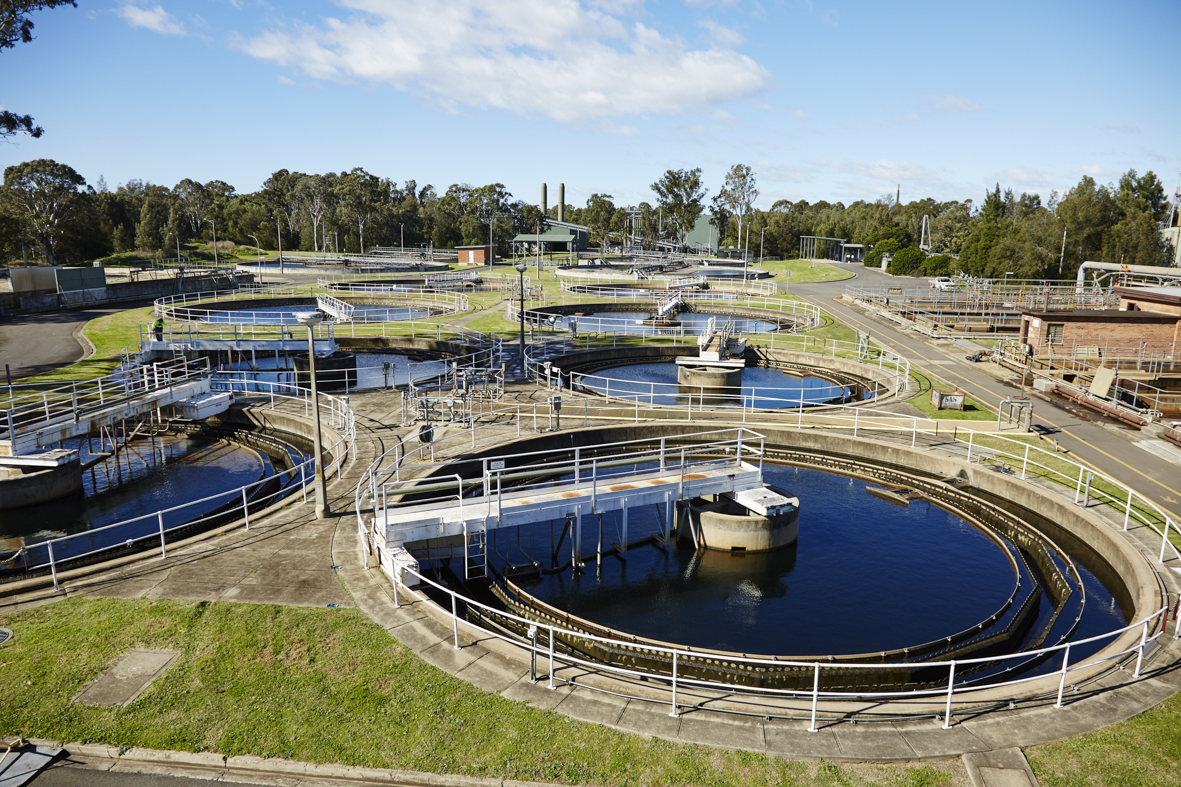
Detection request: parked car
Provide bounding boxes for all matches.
[930,276,953,290]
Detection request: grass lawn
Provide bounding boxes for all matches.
[905,370,994,421]
[759,259,854,284]
[0,597,957,787]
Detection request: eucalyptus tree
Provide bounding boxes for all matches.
[0,0,76,138]
[337,168,386,253]
[584,193,616,251]
[718,164,758,252]
[1,158,88,265]
[295,173,336,252]
[173,179,211,239]
[651,168,706,247]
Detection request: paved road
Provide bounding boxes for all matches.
[0,299,156,380]
[792,264,1181,523]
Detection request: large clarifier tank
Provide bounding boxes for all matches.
[294,351,357,390]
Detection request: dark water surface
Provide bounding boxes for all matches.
[483,465,1126,657]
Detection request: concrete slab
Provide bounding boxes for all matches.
[675,711,764,751]
[963,748,1038,787]
[763,721,844,759]
[552,686,627,726]
[217,585,351,607]
[388,618,450,654]
[234,569,341,587]
[615,700,683,740]
[831,725,918,761]
[72,649,179,707]
[456,652,530,694]
[501,676,575,710]
[417,640,484,673]
[897,722,990,758]
[142,581,236,602]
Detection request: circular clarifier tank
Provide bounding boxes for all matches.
[580,363,851,407]
[467,464,1125,669]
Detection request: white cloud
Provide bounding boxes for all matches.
[235,0,768,123]
[117,4,186,36]
[923,94,985,114]
[276,74,296,85]
[685,0,738,7]
[698,20,744,47]
[995,167,1056,189]
[1073,164,1112,177]
[790,109,808,120]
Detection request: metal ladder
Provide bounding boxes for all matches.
[463,519,488,581]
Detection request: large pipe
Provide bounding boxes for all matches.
[1075,260,1181,291]
[541,183,548,217]
[558,183,565,223]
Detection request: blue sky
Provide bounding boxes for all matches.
[3,0,1178,211]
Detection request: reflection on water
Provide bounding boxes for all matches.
[0,435,264,546]
[213,353,449,392]
[205,304,431,324]
[482,465,1125,658]
[550,311,779,335]
[580,363,849,408]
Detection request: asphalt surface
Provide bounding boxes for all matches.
[792,264,1181,524]
[0,298,158,380]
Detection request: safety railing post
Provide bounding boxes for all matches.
[966,431,974,462]
[548,625,556,689]
[1159,519,1171,563]
[1124,492,1133,531]
[158,512,167,558]
[669,650,680,717]
[1055,644,1071,708]
[301,464,308,503]
[1134,622,1148,677]
[942,661,957,729]
[242,487,251,530]
[808,663,820,732]
[853,407,859,437]
[451,592,461,650]
[1074,465,1085,504]
[48,541,60,592]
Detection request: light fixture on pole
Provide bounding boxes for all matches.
[247,234,262,284]
[294,310,330,519]
[204,218,219,266]
[516,263,528,375]
[276,217,284,275]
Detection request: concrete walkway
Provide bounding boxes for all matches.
[3,385,1180,786]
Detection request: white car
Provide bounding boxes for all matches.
[930,276,953,290]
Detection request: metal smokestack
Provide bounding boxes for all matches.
[541,183,548,216]
[558,183,565,222]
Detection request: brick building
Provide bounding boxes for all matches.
[1020,286,1181,353]
[1116,285,1181,317]
[455,245,495,266]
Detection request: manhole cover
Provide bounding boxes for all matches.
[0,628,12,646]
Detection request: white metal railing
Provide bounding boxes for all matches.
[521,332,910,405]
[1,357,211,441]
[506,298,820,337]
[9,382,356,590]
[154,286,468,323]
[355,407,1180,725]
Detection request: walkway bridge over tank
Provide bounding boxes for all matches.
[135,324,338,359]
[370,429,781,578]
[0,358,212,456]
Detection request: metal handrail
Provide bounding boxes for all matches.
[9,381,356,590]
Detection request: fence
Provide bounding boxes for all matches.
[155,286,469,323]
[6,380,356,590]
[356,408,1180,724]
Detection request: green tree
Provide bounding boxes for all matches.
[651,168,706,247]
[0,1,76,139]
[2,158,89,265]
[888,246,925,275]
[718,164,758,252]
[584,193,616,252]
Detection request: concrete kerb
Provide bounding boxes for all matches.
[35,739,558,787]
[357,418,1181,759]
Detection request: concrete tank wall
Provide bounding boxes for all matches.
[683,489,799,552]
[0,457,83,509]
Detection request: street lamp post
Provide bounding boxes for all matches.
[276,217,284,275]
[166,231,181,265]
[516,263,528,376]
[295,310,330,519]
[204,218,219,266]
[247,234,262,284]
[759,227,765,267]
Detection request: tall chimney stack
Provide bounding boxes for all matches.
[558,183,566,223]
[541,183,548,217]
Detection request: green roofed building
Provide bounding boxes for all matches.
[511,219,588,254]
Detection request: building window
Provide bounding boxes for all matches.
[1047,323,1064,343]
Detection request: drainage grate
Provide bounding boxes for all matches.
[0,628,12,646]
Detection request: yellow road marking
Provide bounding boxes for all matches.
[802,293,1181,512]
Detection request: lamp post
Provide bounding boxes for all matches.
[204,218,219,266]
[247,234,262,284]
[516,263,528,376]
[295,310,330,519]
[759,226,765,267]
[166,231,181,265]
[276,217,284,275]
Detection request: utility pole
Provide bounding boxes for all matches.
[1058,228,1067,276]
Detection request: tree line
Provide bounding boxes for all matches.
[0,157,1174,280]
